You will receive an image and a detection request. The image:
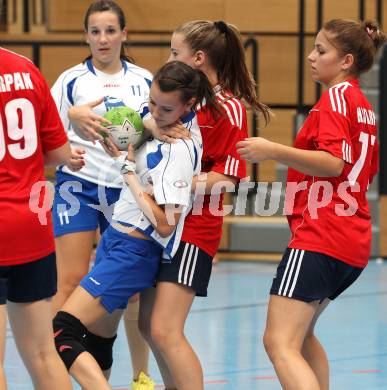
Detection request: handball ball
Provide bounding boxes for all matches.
[101,106,144,151]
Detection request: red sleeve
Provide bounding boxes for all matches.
[35,69,68,153]
[210,100,248,179]
[315,91,354,164]
[211,125,247,178]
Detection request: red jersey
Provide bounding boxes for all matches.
[0,48,68,265]
[286,79,378,268]
[182,88,248,256]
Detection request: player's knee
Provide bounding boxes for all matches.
[82,330,117,371]
[151,324,180,351]
[263,329,284,362]
[53,311,88,370]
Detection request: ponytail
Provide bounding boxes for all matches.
[175,20,271,125]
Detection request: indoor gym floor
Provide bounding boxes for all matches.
[5,259,387,389]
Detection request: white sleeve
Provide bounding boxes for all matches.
[50,72,72,132]
[151,142,194,206]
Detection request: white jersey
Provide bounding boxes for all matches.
[51,58,152,188]
[113,110,202,258]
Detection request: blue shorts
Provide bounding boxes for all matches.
[270,247,363,302]
[52,171,121,237]
[80,225,162,313]
[0,252,57,303]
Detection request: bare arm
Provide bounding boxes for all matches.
[44,142,72,167]
[44,143,85,172]
[192,171,238,195]
[143,117,190,143]
[123,172,183,237]
[237,137,344,177]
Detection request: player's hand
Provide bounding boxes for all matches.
[126,143,135,162]
[236,137,275,162]
[143,117,190,144]
[67,147,86,171]
[68,98,111,142]
[98,135,121,158]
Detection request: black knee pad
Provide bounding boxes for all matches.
[82,330,117,371]
[53,311,88,370]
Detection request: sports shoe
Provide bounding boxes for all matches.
[132,371,155,390]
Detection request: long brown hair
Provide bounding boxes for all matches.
[323,19,386,76]
[83,0,134,64]
[153,61,222,115]
[175,20,270,125]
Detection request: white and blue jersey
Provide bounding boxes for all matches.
[112,110,202,258]
[51,58,152,188]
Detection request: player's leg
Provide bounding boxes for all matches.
[123,294,154,389]
[263,248,325,390]
[54,287,112,390]
[301,263,363,390]
[5,253,72,390]
[55,227,162,389]
[139,288,176,389]
[264,295,320,390]
[51,172,101,314]
[53,237,117,390]
[301,298,331,390]
[0,280,7,390]
[150,282,202,390]
[8,299,73,390]
[71,309,123,388]
[53,230,96,313]
[149,242,212,390]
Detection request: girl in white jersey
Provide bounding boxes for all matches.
[237,19,386,390]
[50,1,154,388]
[52,60,221,390]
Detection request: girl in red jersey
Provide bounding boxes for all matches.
[237,19,386,390]
[0,47,80,389]
[137,21,270,390]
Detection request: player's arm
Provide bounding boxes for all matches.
[43,133,85,172]
[237,137,344,177]
[103,140,184,237]
[43,142,72,167]
[124,171,183,237]
[143,116,190,143]
[192,172,238,195]
[123,144,183,237]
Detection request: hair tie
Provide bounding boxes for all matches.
[366,26,379,37]
[214,21,228,34]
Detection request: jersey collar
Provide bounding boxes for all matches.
[180,110,195,125]
[86,58,128,75]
